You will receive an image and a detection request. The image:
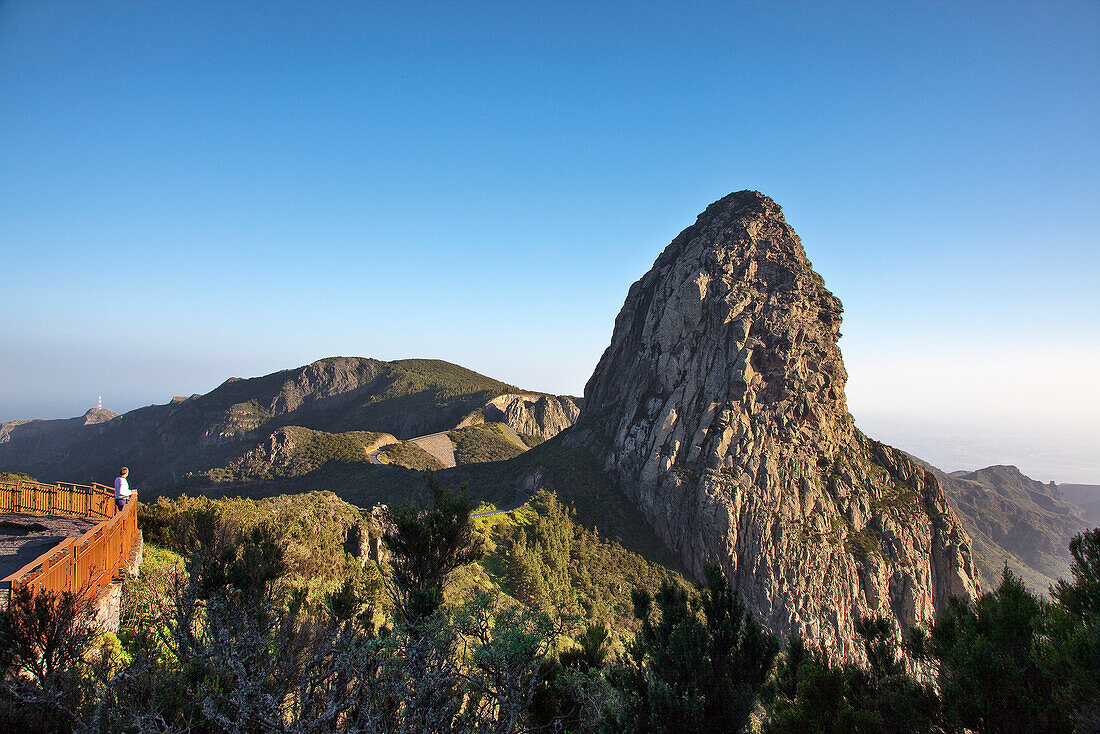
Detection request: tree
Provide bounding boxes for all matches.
[766,641,874,734]
[922,568,1075,734]
[506,491,575,608]
[531,622,619,731]
[765,617,937,734]
[456,591,563,733]
[846,616,937,733]
[383,473,485,628]
[0,585,98,732]
[1044,528,1100,732]
[614,566,778,733]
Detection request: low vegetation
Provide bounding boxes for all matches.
[3,475,1096,732]
[488,490,684,635]
[381,442,445,471]
[140,491,381,608]
[518,432,546,447]
[449,423,526,465]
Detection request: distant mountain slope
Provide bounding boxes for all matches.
[196,426,395,483]
[928,464,1089,593]
[1058,483,1100,528]
[0,408,118,466]
[0,356,560,489]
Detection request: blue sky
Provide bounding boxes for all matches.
[2,1,1098,481]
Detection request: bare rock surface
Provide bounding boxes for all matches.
[476,394,581,440]
[570,191,979,656]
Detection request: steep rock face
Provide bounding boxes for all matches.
[574,191,979,655]
[481,394,581,440]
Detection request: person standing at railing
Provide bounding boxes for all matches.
[114,466,132,511]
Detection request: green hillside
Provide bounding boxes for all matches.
[194,426,392,483]
[148,427,682,575]
[449,423,526,464]
[333,359,525,436]
[377,441,445,471]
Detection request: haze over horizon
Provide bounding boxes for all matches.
[2,2,1097,483]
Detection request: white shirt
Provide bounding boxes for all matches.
[114,476,131,499]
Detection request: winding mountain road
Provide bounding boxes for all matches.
[366,432,457,468]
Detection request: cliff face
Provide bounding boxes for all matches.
[574,191,979,655]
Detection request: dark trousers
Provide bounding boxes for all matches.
[116,496,129,512]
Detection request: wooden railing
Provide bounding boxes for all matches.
[0,479,139,600]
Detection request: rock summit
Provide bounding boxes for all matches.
[574,191,979,655]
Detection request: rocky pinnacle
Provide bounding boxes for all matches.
[574,191,979,656]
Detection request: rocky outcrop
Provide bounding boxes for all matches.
[572,191,979,656]
[480,394,581,440]
[82,408,120,425]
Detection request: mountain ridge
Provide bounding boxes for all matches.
[0,356,575,488]
[935,463,1088,592]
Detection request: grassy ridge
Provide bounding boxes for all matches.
[334,359,525,437]
[449,423,526,465]
[381,441,445,471]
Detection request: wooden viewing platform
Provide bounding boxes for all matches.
[0,479,140,609]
